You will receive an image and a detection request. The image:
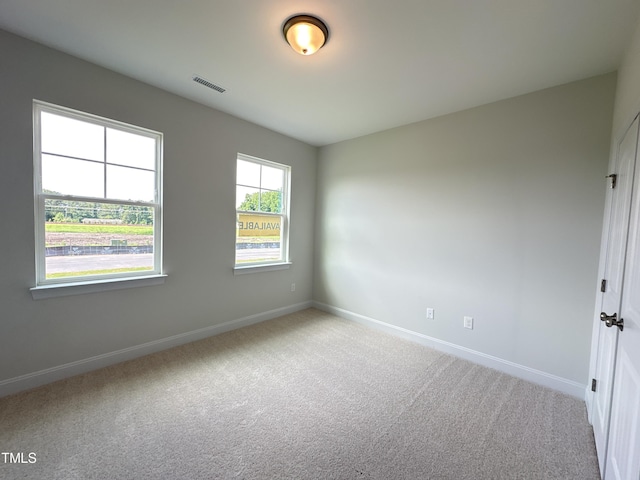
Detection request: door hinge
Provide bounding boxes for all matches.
[601,279,607,293]
[591,379,597,392]
[606,174,617,189]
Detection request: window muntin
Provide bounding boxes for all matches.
[33,101,163,286]
[235,154,290,266]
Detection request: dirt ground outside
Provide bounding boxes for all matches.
[46,232,153,247]
[45,233,280,247]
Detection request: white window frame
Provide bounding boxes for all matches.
[234,153,291,273]
[31,100,164,295]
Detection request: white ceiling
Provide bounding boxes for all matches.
[1,1,638,146]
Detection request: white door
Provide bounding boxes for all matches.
[604,120,640,479]
[591,116,639,474]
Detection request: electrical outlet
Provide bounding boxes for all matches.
[426,308,434,319]
[464,316,473,329]
[291,283,296,292]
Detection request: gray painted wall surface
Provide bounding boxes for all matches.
[0,29,317,382]
[585,2,640,409]
[314,74,616,383]
[612,15,640,140]
[0,25,619,391]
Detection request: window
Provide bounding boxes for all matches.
[235,153,290,268]
[33,101,163,288]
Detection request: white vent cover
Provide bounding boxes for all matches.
[192,75,226,93]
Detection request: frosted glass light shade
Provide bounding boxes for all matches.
[283,15,328,55]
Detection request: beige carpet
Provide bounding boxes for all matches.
[0,308,600,479]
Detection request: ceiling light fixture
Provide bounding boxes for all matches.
[283,15,329,55]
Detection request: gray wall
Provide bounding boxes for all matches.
[0,25,619,391]
[586,1,640,410]
[314,74,616,384]
[612,13,640,139]
[0,29,317,383]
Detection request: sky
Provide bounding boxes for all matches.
[235,159,284,210]
[40,111,157,203]
[40,110,286,212]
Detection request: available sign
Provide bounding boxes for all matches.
[237,213,281,237]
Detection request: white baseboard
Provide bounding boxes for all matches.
[313,301,586,399]
[2,300,586,400]
[0,301,313,398]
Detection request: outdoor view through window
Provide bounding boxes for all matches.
[235,154,290,266]
[33,102,162,285]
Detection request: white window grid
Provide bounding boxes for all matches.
[235,153,291,266]
[33,100,163,286]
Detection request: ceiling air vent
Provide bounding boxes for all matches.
[192,75,226,93]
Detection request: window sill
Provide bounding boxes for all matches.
[233,262,292,275]
[30,274,167,300]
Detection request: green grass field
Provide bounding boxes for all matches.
[45,223,153,235]
[46,266,153,279]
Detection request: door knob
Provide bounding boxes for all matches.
[600,312,624,332]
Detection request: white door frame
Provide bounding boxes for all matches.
[587,114,639,477]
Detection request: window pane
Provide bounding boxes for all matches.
[44,200,154,279]
[236,186,260,210]
[235,213,282,264]
[259,189,282,213]
[261,165,283,191]
[237,159,260,187]
[41,112,104,161]
[106,128,156,170]
[106,165,155,202]
[42,154,104,197]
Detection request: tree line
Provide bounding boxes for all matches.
[44,190,153,225]
[44,188,280,225]
[239,190,282,213]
